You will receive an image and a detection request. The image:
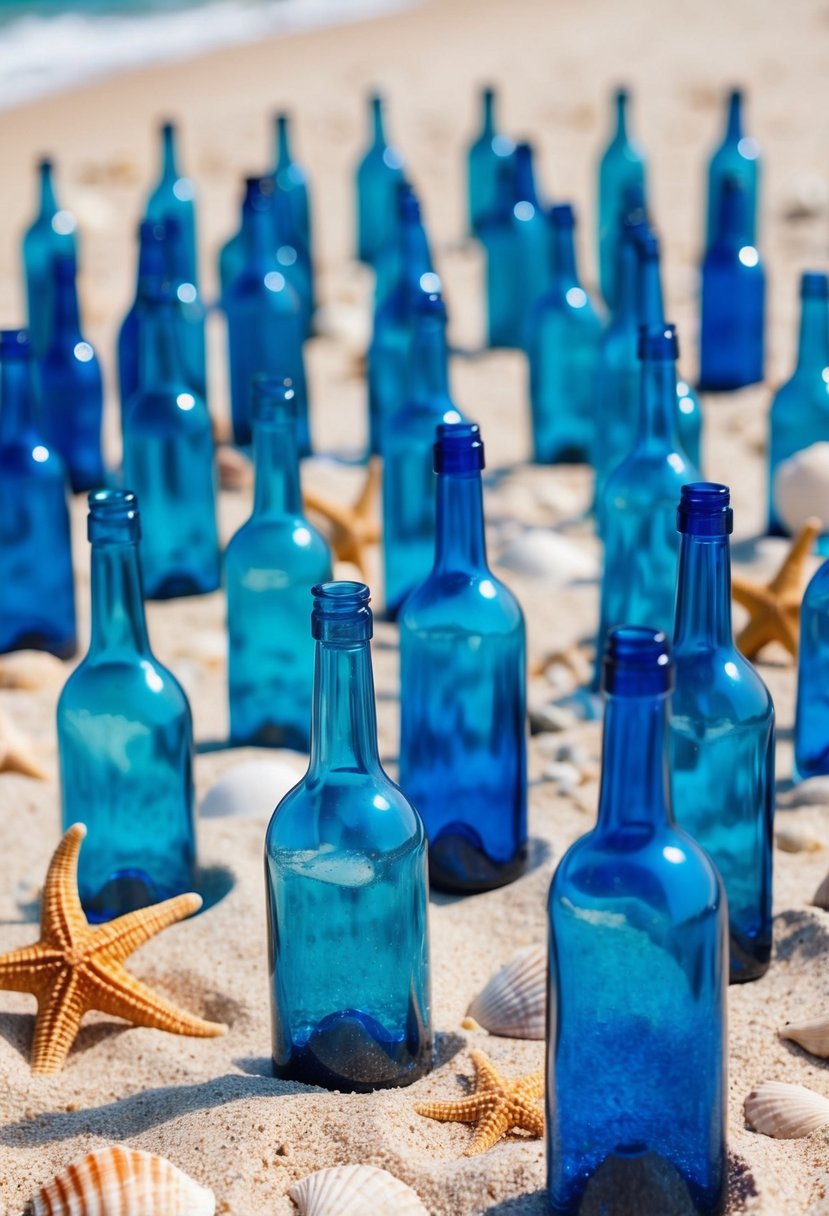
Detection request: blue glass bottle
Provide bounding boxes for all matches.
[227,377,332,749]
[355,93,404,266]
[122,283,220,599]
[597,87,647,309]
[372,180,422,314]
[547,626,727,1216]
[467,85,515,240]
[705,88,759,249]
[163,216,207,400]
[399,424,527,892]
[382,291,463,616]
[795,556,829,780]
[595,324,699,686]
[527,203,602,464]
[58,489,196,921]
[699,175,765,390]
[273,111,312,266]
[22,158,77,357]
[118,220,167,424]
[511,142,549,347]
[265,581,432,1090]
[768,272,829,540]
[0,329,76,658]
[670,483,774,982]
[480,157,519,349]
[38,253,105,494]
[144,120,198,286]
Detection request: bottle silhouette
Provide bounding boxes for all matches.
[382,291,463,615]
[273,111,312,266]
[372,179,421,314]
[0,329,76,658]
[144,120,198,286]
[227,377,332,749]
[511,142,549,347]
[768,272,829,543]
[670,483,774,983]
[22,158,77,357]
[547,626,727,1216]
[163,216,207,399]
[38,253,105,494]
[705,88,759,249]
[122,282,220,599]
[480,156,519,349]
[265,581,432,1090]
[699,175,764,390]
[355,93,404,265]
[597,87,647,308]
[118,220,167,424]
[467,85,515,239]
[58,489,196,921]
[795,554,829,780]
[527,203,602,464]
[399,423,527,892]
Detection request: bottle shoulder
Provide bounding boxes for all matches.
[387,397,462,441]
[265,770,425,855]
[605,445,698,500]
[225,514,330,570]
[0,439,66,481]
[60,652,190,714]
[671,646,774,718]
[123,386,211,432]
[400,569,525,634]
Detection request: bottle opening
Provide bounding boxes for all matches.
[677,482,733,537]
[251,374,296,425]
[433,422,485,475]
[0,329,31,358]
[802,272,829,300]
[311,581,373,643]
[88,488,141,544]
[638,322,678,362]
[603,626,673,696]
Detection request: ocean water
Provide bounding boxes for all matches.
[0,0,412,110]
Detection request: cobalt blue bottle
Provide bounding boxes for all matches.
[699,175,765,390]
[22,158,77,357]
[356,93,404,265]
[706,88,759,249]
[527,203,602,464]
[795,557,829,780]
[399,423,527,892]
[382,290,463,616]
[670,483,774,982]
[467,85,514,239]
[122,283,220,599]
[597,87,647,309]
[163,216,207,400]
[0,329,76,658]
[480,157,519,349]
[226,377,332,748]
[38,253,105,494]
[144,120,198,286]
[265,581,432,1090]
[58,489,196,921]
[548,626,727,1216]
[118,219,167,423]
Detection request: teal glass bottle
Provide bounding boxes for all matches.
[144,120,198,286]
[480,157,519,349]
[22,158,77,357]
[0,329,76,658]
[38,253,105,494]
[273,111,312,267]
[527,203,602,463]
[670,483,774,982]
[511,142,549,347]
[705,88,759,249]
[265,581,432,1090]
[227,377,331,749]
[163,216,207,400]
[548,626,727,1216]
[122,283,220,599]
[597,87,647,309]
[467,85,515,239]
[118,219,167,424]
[795,556,829,779]
[372,180,421,314]
[355,93,404,265]
[58,489,196,921]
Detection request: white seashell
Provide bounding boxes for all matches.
[217,445,253,491]
[289,1164,429,1216]
[495,529,598,583]
[543,761,582,796]
[813,868,829,910]
[200,759,301,819]
[529,702,579,734]
[466,944,546,1040]
[773,443,829,536]
[780,1015,829,1059]
[0,650,65,690]
[775,826,823,854]
[173,630,227,669]
[744,1081,829,1139]
[0,707,48,780]
[28,1145,215,1215]
[778,778,829,809]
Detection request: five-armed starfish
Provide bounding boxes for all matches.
[416,1049,544,1155]
[732,517,821,660]
[0,824,226,1074]
[304,458,381,577]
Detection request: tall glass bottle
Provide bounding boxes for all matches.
[38,253,105,493]
[705,88,759,248]
[399,423,527,892]
[265,581,432,1090]
[118,219,167,424]
[372,179,420,314]
[467,85,515,239]
[22,158,77,357]
[597,87,647,309]
[163,216,207,400]
[144,120,198,287]
[527,203,602,464]
[547,626,727,1216]
[0,329,76,658]
[273,111,312,265]
[382,291,463,615]
[795,556,829,781]
[355,93,404,265]
[670,483,774,982]
[122,283,220,599]
[58,489,196,921]
[511,142,549,347]
[480,157,519,349]
[226,377,332,749]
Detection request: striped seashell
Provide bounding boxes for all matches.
[744,1081,829,1139]
[28,1146,215,1215]
[813,868,829,910]
[289,1164,429,1215]
[466,944,546,1040]
[780,1015,829,1059]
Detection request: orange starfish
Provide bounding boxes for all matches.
[0,824,226,1074]
[732,518,821,660]
[304,458,381,577]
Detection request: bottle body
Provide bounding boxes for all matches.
[705,91,759,248]
[467,87,514,239]
[597,90,646,308]
[699,244,764,390]
[795,560,829,779]
[144,122,198,286]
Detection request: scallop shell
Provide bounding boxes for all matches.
[813,868,829,910]
[773,442,829,535]
[28,1145,215,1215]
[780,1016,829,1059]
[744,1081,829,1139]
[466,944,546,1039]
[200,759,301,819]
[0,707,48,780]
[0,650,65,690]
[289,1164,429,1216]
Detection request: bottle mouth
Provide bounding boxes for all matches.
[311,581,373,643]
[638,322,678,362]
[0,329,31,358]
[677,482,733,537]
[88,488,141,543]
[802,272,829,300]
[433,422,485,475]
[603,626,673,696]
[251,374,296,425]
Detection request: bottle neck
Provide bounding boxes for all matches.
[308,640,381,776]
[596,692,672,833]
[636,358,679,446]
[481,91,495,138]
[253,420,302,516]
[409,318,450,401]
[139,304,183,388]
[371,98,386,146]
[615,92,628,141]
[51,272,81,342]
[402,217,430,289]
[725,93,743,142]
[637,255,664,327]
[38,164,58,217]
[0,358,36,439]
[243,203,274,264]
[276,116,291,168]
[434,471,488,572]
[797,295,829,371]
[716,190,747,246]
[161,126,177,180]
[674,534,733,648]
[89,542,150,657]
[514,153,538,207]
[615,238,638,324]
[552,225,577,284]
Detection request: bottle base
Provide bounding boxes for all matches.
[81,867,193,922]
[230,722,310,752]
[0,629,76,661]
[729,935,771,984]
[429,828,527,894]
[144,571,220,600]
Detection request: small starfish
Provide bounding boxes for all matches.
[732,518,821,660]
[415,1049,544,1155]
[304,458,381,577]
[0,824,226,1074]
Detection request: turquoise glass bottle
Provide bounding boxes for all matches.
[22,158,77,357]
[118,219,167,424]
[705,88,759,248]
[144,120,198,286]
[265,581,432,1090]
[467,85,514,239]
[58,489,196,921]
[38,253,105,494]
[0,329,76,658]
[163,216,207,399]
[548,626,727,1216]
[597,87,647,309]
[273,111,312,267]
[480,157,519,349]
[122,283,220,599]
[372,180,420,313]
[527,203,602,463]
[795,556,829,780]
[226,377,332,749]
[670,483,774,982]
[511,142,549,347]
[355,93,404,265]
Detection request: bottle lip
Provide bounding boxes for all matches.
[0,329,31,358]
[433,421,485,475]
[311,581,373,643]
[677,482,733,536]
[251,374,297,424]
[87,488,141,543]
[602,626,673,696]
[638,322,678,362]
[801,271,829,300]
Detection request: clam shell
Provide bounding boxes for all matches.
[28,1145,215,1215]
[744,1081,829,1139]
[466,944,546,1040]
[200,759,302,819]
[813,868,829,910]
[773,442,829,535]
[495,529,598,583]
[780,1016,829,1059]
[289,1164,429,1216]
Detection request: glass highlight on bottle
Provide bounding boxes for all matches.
[144,120,198,286]
[467,84,515,239]
[355,92,404,265]
[597,86,647,309]
[795,555,829,781]
[22,157,77,357]
[705,87,759,249]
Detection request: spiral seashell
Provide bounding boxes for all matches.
[780,1015,829,1059]
[814,868,829,910]
[28,1145,215,1215]
[289,1164,429,1215]
[466,944,546,1040]
[744,1081,829,1139]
